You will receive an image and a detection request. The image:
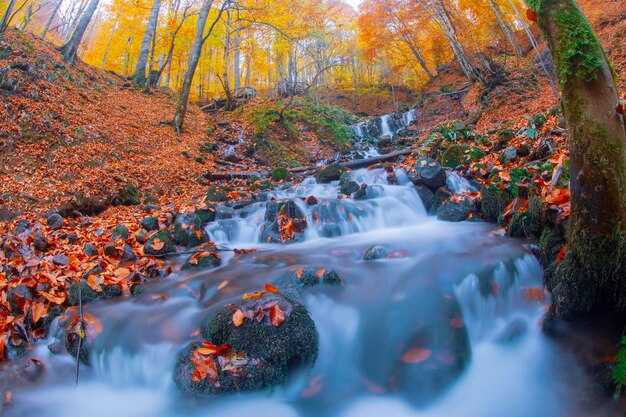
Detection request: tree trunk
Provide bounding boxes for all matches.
[65,0,88,41]
[486,0,523,56]
[0,0,17,33]
[133,0,162,87]
[233,27,241,90]
[508,0,559,98]
[418,0,482,82]
[173,0,223,132]
[402,33,434,80]
[529,0,626,314]
[59,0,99,65]
[101,9,121,69]
[41,0,62,39]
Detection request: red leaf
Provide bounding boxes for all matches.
[265,283,279,293]
[526,9,538,22]
[557,243,568,263]
[270,304,285,327]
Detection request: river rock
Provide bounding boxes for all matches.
[415,184,434,211]
[360,278,471,405]
[173,212,210,247]
[316,164,347,184]
[175,291,318,395]
[437,196,477,222]
[181,253,222,270]
[139,216,159,232]
[46,213,64,230]
[353,184,384,200]
[260,199,307,243]
[33,230,48,252]
[144,229,174,256]
[364,245,387,261]
[202,291,318,368]
[174,342,279,395]
[410,158,447,192]
[275,268,343,288]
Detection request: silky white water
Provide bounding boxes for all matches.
[6,168,612,417]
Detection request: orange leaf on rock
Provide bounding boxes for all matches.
[557,243,568,263]
[232,309,244,327]
[87,274,104,291]
[191,353,219,384]
[151,238,165,251]
[401,348,432,364]
[270,304,285,327]
[32,302,47,324]
[265,283,279,293]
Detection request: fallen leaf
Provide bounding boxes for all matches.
[232,309,244,327]
[270,304,285,327]
[401,348,431,364]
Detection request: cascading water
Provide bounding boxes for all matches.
[351,108,418,159]
[6,168,617,417]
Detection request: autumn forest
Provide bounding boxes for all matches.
[0,0,625,416]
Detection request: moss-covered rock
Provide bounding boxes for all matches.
[507,197,546,238]
[339,172,360,195]
[275,268,343,288]
[437,196,477,222]
[260,199,307,243]
[181,253,222,270]
[201,292,318,375]
[316,164,347,184]
[116,184,141,206]
[271,167,291,182]
[139,216,159,232]
[144,229,174,256]
[174,342,281,395]
[206,186,229,202]
[480,185,512,223]
[173,212,210,247]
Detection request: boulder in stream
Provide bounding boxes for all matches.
[437,195,478,222]
[260,199,307,243]
[410,158,447,192]
[174,290,318,395]
[173,212,211,247]
[316,164,347,184]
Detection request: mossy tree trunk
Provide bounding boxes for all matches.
[527,0,626,314]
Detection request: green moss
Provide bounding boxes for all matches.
[531,0,603,84]
[117,184,141,206]
[271,167,291,182]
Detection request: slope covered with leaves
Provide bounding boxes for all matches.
[0,30,214,217]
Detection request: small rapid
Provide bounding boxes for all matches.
[5,168,615,417]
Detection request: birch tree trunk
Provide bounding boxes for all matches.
[101,10,121,69]
[233,27,241,91]
[173,0,223,132]
[528,0,626,314]
[41,0,62,39]
[59,0,99,65]
[486,0,523,56]
[65,0,88,41]
[133,0,163,87]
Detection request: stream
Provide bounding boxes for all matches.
[5,168,617,417]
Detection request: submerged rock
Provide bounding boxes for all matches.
[363,245,387,261]
[360,279,471,405]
